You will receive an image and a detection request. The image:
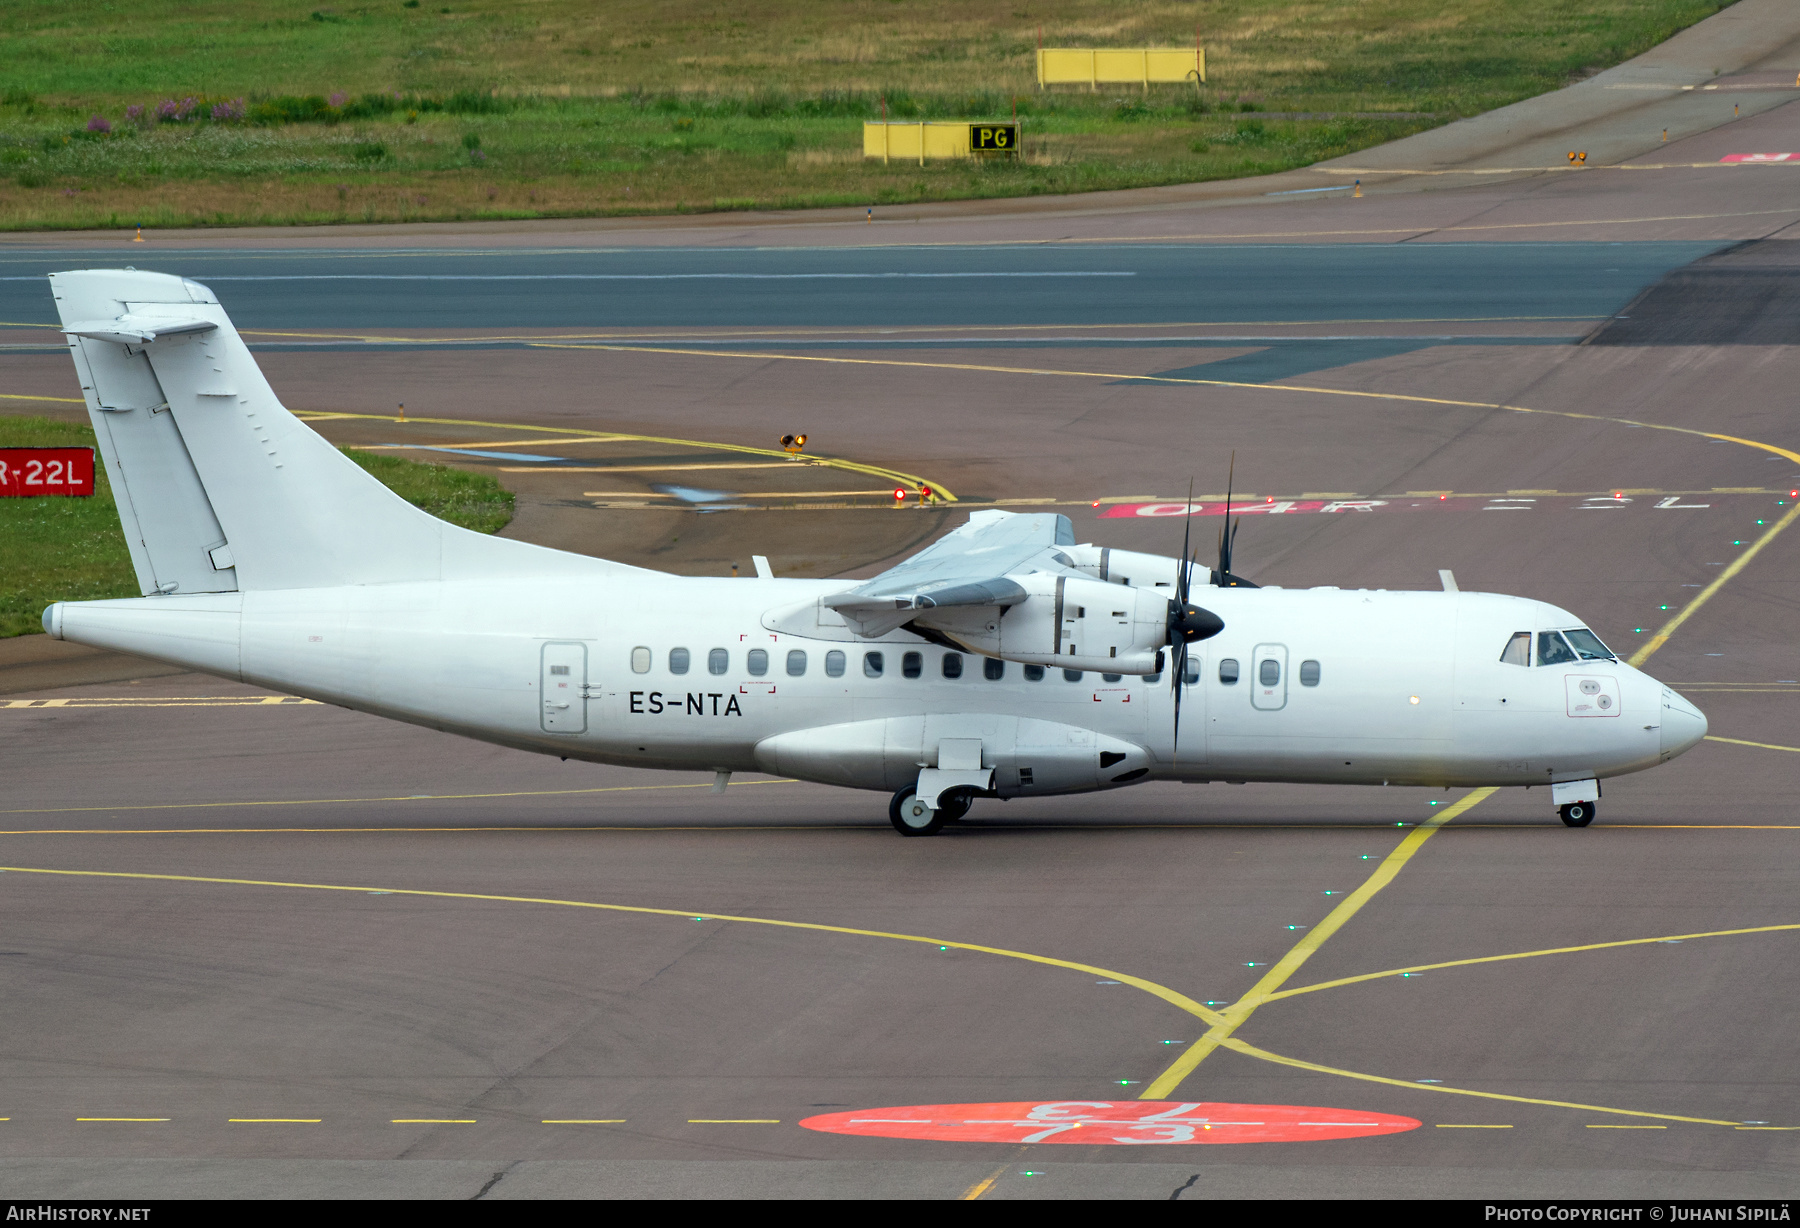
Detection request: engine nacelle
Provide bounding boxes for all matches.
[915,573,1168,674]
[1058,545,1182,591]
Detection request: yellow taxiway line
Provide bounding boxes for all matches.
[1139,787,1496,1099]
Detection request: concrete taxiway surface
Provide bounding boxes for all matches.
[3,6,1800,1199]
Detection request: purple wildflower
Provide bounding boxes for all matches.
[156,99,179,121]
[86,114,111,134]
[126,103,144,122]
[330,91,347,108]
[210,98,245,122]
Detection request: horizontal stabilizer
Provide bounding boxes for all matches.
[62,316,218,346]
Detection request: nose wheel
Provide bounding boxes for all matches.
[1559,801,1596,828]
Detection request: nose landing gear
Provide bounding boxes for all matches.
[1559,801,1596,828]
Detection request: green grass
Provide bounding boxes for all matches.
[0,416,515,638]
[0,0,1736,228]
[341,447,515,535]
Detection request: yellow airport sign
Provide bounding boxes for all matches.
[1037,47,1205,90]
[864,122,1020,163]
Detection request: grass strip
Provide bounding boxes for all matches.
[0,0,1735,228]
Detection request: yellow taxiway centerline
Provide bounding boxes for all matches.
[1266,922,1800,1003]
[0,864,1230,1030]
[1139,787,1497,1099]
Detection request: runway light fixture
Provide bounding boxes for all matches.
[893,488,907,502]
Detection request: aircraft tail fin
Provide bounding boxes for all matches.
[51,269,629,593]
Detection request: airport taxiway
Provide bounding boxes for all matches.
[2,14,1800,1200]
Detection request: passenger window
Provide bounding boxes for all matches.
[984,657,1005,681]
[787,649,807,676]
[1023,664,1045,681]
[631,646,651,674]
[669,648,689,675]
[1145,672,1162,685]
[942,653,963,679]
[902,651,923,679]
[1259,659,1280,687]
[1536,631,1577,666]
[1063,668,1084,682]
[863,651,884,678]
[1500,632,1531,667]
[708,648,729,675]
[1563,627,1615,661]
[747,648,769,676]
[825,650,846,677]
[1218,658,1240,685]
[1102,673,1123,683]
[1299,659,1321,687]
[1184,662,1200,686]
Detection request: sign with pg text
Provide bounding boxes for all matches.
[971,124,1019,153]
[0,447,95,497]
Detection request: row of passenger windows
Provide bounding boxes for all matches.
[1498,628,1615,668]
[630,646,1118,681]
[627,646,1323,687]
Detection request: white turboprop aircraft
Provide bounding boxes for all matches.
[41,269,1708,834]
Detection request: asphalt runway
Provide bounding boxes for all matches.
[3,45,1800,1203]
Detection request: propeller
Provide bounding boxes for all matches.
[1210,452,1259,589]
[1168,480,1226,754]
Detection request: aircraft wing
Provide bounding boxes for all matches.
[823,510,1076,637]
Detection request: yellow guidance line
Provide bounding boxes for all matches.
[229,1118,321,1123]
[1630,502,1800,667]
[307,408,956,502]
[1223,1038,1741,1127]
[0,865,1227,1031]
[1267,922,1800,1003]
[1140,788,1496,1099]
[687,1119,780,1124]
[392,1118,475,1124]
[1704,735,1800,754]
[543,1119,626,1124]
[1436,1123,1513,1128]
[962,1164,1010,1200]
[77,1117,169,1122]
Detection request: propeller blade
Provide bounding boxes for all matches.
[1171,640,1186,755]
[1215,451,1236,586]
[1176,479,1194,604]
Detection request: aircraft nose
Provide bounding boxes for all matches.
[1660,688,1708,761]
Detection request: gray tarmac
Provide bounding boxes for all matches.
[3,16,1800,1200]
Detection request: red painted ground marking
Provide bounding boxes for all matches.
[1721,153,1799,163]
[1096,494,1736,519]
[799,1100,1419,1144]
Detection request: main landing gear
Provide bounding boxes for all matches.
[888,785,973,837]
[1559,801,1596,828]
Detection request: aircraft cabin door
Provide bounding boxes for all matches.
[1251,644,1288,711]
[541,641,588,733]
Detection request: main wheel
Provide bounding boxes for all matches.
[889,786,946,837]
[1559,801,1596,828]
[937,789,974,824]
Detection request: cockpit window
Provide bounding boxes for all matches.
[1562,627,1616,661]
[1536,630,1577,666]
[1500,632,1531,667]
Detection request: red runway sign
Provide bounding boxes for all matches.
[0,447,94,497]
[799,1100,1419,1145]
